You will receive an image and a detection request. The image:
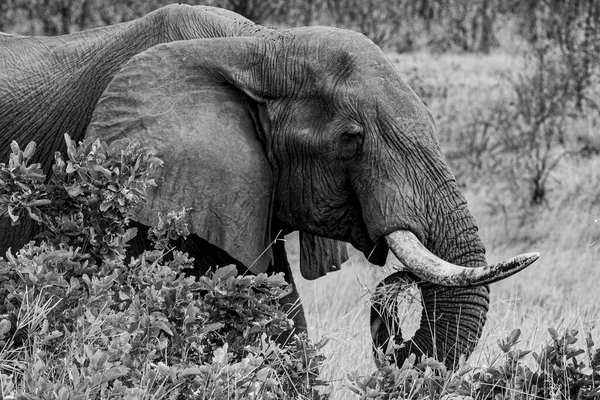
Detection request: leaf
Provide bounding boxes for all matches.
[256,366,273,381]
[456,363,473,377]
[23,141,37,160]
[156,362,171,378]
[152,320,173,336]
[69,364,80,388]
[213,264,238,281]
[66,163,78,174]
[56,386,69,400]
[147,157,163,167]
[67,185,84,197]
[99,201,112,212]
[122,228,137,243]
[578,366,594,376]
[508,328,521,345]
[64,134,78,161]
[179,367,204,377]
[566,348,585,359]
[7,205,20,223]
[92,164,112,179]
[199,323,224,334]
[10,141,20,155]
[25,199,51,207]
[91,349,108,369]
[566,334,578,345]
[213,344,229,365]
[586,333,595,348]
[508,349,532,360]
[26,206,43,222]
[24,166,45,180]
[0,319,11,337]
[417,357,445,370]
[102,366,129,383]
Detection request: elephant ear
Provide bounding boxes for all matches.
[87,38,279,273]
[299,233,349,280]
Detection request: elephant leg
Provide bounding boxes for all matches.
[125,220,249,277]
[270,238,308,336]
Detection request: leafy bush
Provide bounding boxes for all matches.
[348,328,600,399]
[0,136,328,399]
[0,134,161,261]
[0,244,327,399]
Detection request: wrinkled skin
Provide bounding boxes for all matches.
[0,5,510,368]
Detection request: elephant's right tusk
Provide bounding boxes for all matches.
[385,230,539,287]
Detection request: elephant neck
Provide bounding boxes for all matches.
[0,21,157,171]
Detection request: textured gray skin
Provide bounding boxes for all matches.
[0,5,510,369]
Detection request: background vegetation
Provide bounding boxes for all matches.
[1,0,599,398]
[0,0,596,53]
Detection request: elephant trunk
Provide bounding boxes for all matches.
[371,272,490,368]
[371,198,538,368]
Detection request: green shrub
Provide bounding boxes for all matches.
[348,328,600,399]
[0,135,161,261]
[0,136,328,399]
[0,244,327,399]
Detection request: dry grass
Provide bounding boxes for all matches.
[286,51,600,398]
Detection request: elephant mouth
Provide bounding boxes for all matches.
[384,230,539,287]
[360,239,389,266]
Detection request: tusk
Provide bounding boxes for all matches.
[385,230,539,287]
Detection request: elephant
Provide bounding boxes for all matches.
[0,4,539,369]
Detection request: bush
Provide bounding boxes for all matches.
[0,136,328,399]
[440,41,589,213]
[348,329,600,399]
[0,244,327,398]
[0,135,161,261]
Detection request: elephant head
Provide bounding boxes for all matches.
[84,27,538,368]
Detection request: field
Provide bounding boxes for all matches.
[2,11,599,397]
[286,51,600,398]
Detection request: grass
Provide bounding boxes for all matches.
[286,51,600,399]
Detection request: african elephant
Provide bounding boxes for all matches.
[0,4,538,369]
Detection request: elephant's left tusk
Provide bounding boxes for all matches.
[385,230,539,287]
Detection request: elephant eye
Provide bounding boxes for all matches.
[341,124,364,141]
[341,131,360,140]
[338,126,364,159]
